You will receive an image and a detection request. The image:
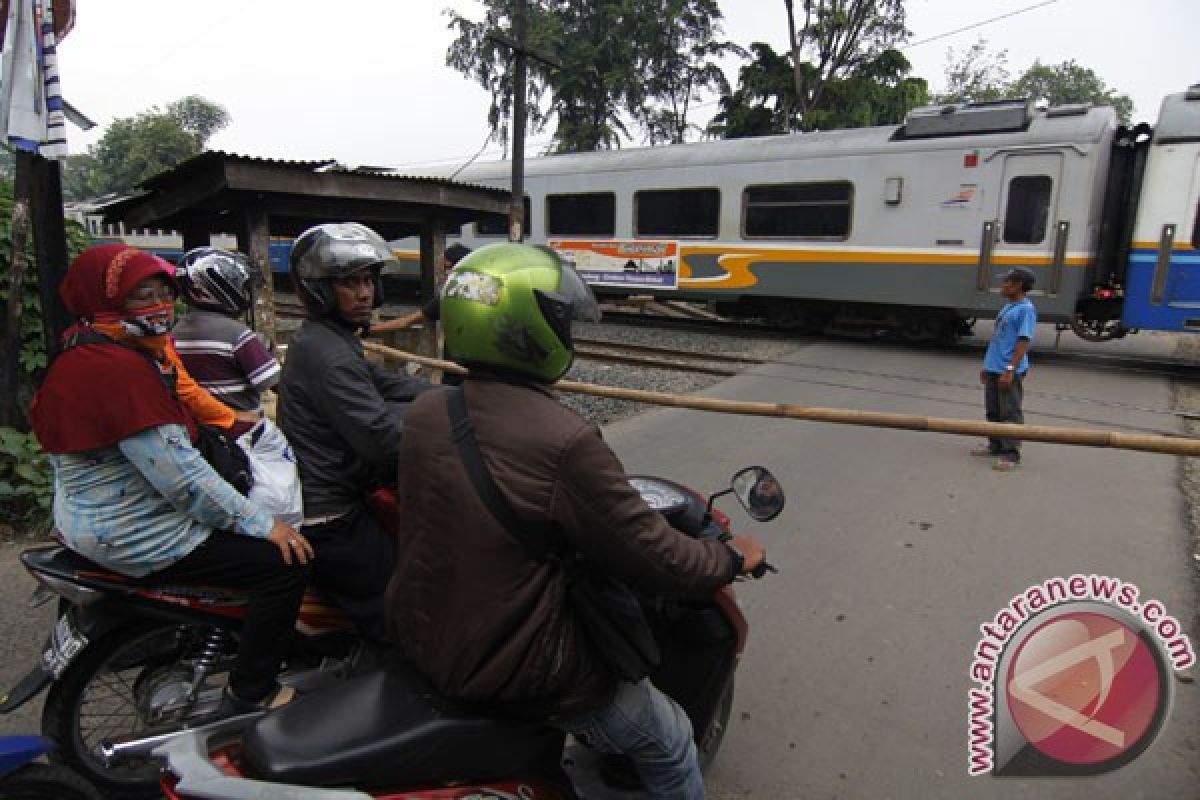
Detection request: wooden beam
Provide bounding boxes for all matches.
[181,223,210,253]
[105,167,228,229]
[361,342,1200,458]
[416,223,446,381]
[28,154,71,360]
[237,204,276,343]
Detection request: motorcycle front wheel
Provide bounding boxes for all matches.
[0,763,104,800]
[42,623,227,800]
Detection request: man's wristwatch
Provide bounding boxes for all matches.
[1005,365,1016,372]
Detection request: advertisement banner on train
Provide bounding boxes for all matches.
[548,239,679,290]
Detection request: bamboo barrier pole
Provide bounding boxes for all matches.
[361,341,1200,458]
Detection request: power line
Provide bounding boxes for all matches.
[903,0,1062,50]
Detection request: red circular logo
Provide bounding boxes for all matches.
[1005,611,1163,766]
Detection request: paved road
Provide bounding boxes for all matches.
[605,330,1198,799]
[1,327,1197,799]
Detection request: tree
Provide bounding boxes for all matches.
[707,43,797,138]
[444,0,739,153]
[936,41,1134,125]
[1011,60,1133,124]
[629,0,745,145]
[707,41,927,138]
[783,0,909,129]
[166,95,232,148]
[62,96,230,200]
[936,37,1011,103]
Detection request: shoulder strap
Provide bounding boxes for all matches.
[445,386,554,562]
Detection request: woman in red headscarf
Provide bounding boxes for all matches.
[29,244,313,713]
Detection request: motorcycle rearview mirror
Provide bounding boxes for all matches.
[730,466,785,522]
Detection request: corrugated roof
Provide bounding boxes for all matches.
[137,150,509,198]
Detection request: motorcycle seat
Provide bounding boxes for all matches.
[21,545,131,586]
[241,666,564,789]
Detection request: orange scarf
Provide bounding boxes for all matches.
[92,323,237,431]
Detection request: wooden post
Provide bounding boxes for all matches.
[417,222,446,381]
[509,0,528,242]
[0,152,34,427]
[237,204,276,342]
[28,153,71,361]
[181,223,210,253]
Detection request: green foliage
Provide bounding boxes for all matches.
[0,176,88,526]
[0,426,53,529]
[936,38,1012,104]
[784,0,910,128]
[445,0,740,152]
[708,41,927,138]
[63,95,230,200]
[1011,60,1133,125]
[626,0,745,145]
[708,43,796,138]
[936,40,1133,125]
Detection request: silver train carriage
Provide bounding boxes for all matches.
[402,86,1200,343]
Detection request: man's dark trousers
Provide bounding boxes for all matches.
[984,372,1024,462]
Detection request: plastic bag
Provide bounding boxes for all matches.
[237,418,304,527]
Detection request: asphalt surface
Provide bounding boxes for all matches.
[1,326,1197,799]
[605,329,1199,799]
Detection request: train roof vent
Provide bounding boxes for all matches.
[1046,102,1092,117]
[899,99,1033,138]
[1186,84,1200,101]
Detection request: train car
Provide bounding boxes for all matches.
[1119,88,1200,334]
[64,86,1200,343]
[398,86,1200,343]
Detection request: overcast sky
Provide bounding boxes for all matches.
[56,0,1198,171]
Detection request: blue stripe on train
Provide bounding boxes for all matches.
[1122,247,1200,332]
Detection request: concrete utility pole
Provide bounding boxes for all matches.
[488,1,560,243]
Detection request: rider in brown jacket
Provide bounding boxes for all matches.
[386,243,764,799]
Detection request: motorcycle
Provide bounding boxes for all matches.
[112,466,784,800]
[0,735,102,799]
[0,491,403,799]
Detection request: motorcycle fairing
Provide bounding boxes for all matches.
[241,667,566,790]
[0,735,54,779]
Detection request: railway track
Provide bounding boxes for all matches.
[274,295,1200,380]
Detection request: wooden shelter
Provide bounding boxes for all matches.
[98,151,510,347]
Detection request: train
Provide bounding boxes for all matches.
[69,85,1200,343]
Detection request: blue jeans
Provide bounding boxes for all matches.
[554,679,704,799]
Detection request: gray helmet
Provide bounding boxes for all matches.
[290,222,393,316]
[178,247,260,315]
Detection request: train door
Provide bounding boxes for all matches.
[990,153,1065,296]
[1157,153,1200,310]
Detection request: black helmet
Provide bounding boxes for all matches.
[178,247,260,315]
[289,222,393,316]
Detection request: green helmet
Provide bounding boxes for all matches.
[441,242,601,383]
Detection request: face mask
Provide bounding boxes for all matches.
[120,302,176,337]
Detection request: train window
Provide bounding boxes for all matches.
[1192,199,1200,249]
[635,188,719,237]
[546,192,616,236]
[1003,175,1053,244]
[742,182,853,239]
[475,196,531,237]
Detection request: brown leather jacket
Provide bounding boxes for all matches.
[385,376,737,716]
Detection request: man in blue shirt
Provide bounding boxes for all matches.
[973,268,1037,471]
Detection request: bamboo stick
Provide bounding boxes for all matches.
[361,341,1200,458]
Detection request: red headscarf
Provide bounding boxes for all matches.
[30,245,196,453]
[59,243,177,323]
